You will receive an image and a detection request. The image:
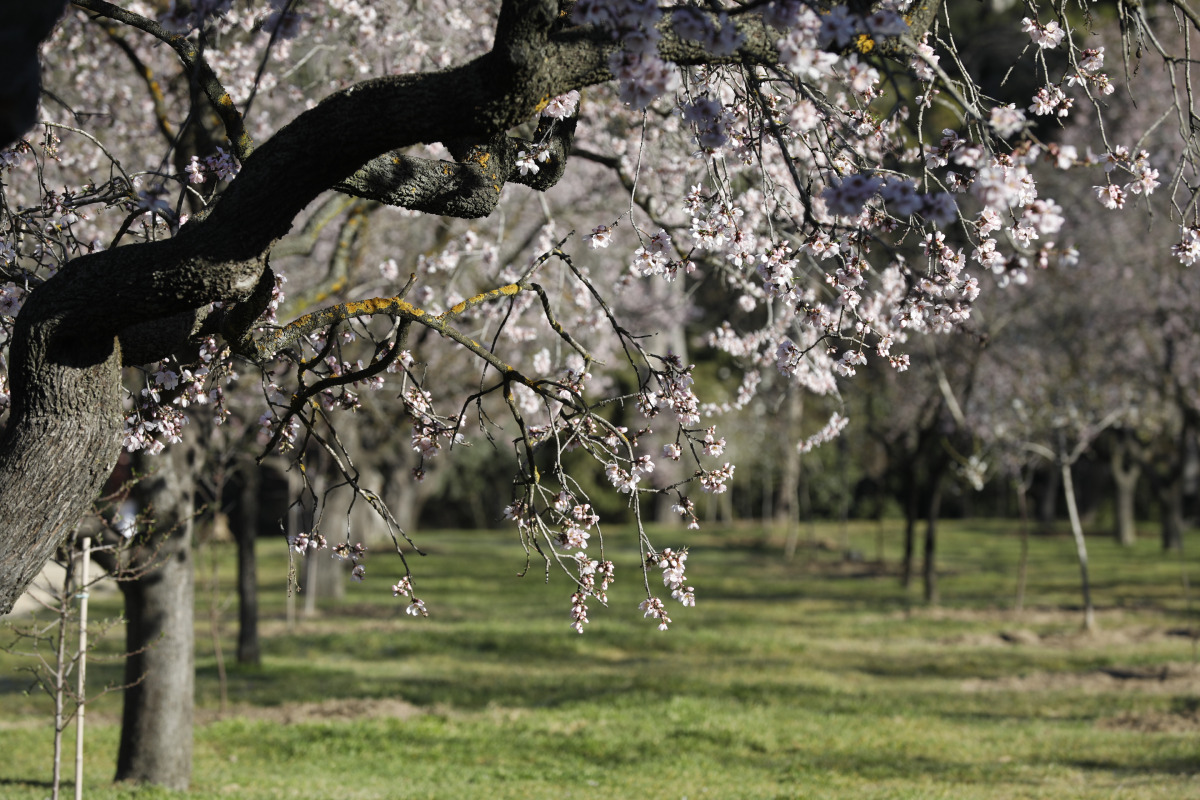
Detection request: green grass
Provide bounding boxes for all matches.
[2,519,1199,798]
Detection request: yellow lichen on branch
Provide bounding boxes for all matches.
[437,283,522,321]
[342,296,425,317]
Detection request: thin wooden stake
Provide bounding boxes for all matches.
[75,536,90,800]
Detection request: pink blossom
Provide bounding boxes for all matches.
[587,224,614,249]
[542,90,580,119]
[1021,17,1066,49]
[1094,184,1127,209]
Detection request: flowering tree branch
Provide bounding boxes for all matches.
[0,0,1118,620]
[335,116,577,218]
[71,0,254,159]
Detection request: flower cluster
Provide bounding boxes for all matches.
[1066,47,1113,96]
[629,229,680,277]
[559,498,600,549]
[605,457,652,494]
[569,592,589,633]
[123,338,233,453]
[1173,227,1200,266]
[671,497,700,530]
[403,387,462,462]
[183,147,240,186]
[682,96,732,151]
[699,462,735,494]
[329,541,368,581]
[587,223,615,249]
[515,144,551,177]
[0,282,24,318]
[1021,17,1066,49]
[574,0,677,108]
[542,90,580,120]
[288,532,329,555]
[652,548,695,608]
[391,576,428,617]
[1030,85,1071,118]
[1092,147,1160,211]
[569,553,615,633]
[990,104,1026,139]
[638,596,671,631]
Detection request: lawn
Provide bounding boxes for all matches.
[1,519,1198,798]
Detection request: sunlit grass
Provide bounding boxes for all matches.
[2,519,1198,798]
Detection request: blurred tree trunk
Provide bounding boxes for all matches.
[1061,461,1096,632]
[779,389,803,559]
[1149,426,1187,553]
[113,84,218,787]
[1159,477,1185,552]
[233,458,260,666]
[299,470,346,614]
[1013,475,1031,613]
[923,471,944,605]
[1110,430,1140,546]
[901,472,917,589]
[115,442,197,790]
[1037,465,1059,531]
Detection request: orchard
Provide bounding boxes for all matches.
[1,0,1199,791]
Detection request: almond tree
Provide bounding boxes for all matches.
[7,1,1200,786]
[2,8,1200,789]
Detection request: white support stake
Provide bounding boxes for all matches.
[75,536,90,800]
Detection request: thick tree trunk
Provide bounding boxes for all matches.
[0,352,123,615]
[115,443,196,790]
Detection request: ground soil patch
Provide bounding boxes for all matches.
[198,696,426,726]
[960,661,1200,694]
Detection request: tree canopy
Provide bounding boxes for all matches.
[1,0,1199,623]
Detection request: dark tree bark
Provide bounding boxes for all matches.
[1147,425,1188,553]
[901,476,917,589]
[1159,477,1185,552]
[115,443,197,790]
[1036,464,1059,532]
[923,474,943,606]
[0,0,69,147]
[233,460,261,666]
